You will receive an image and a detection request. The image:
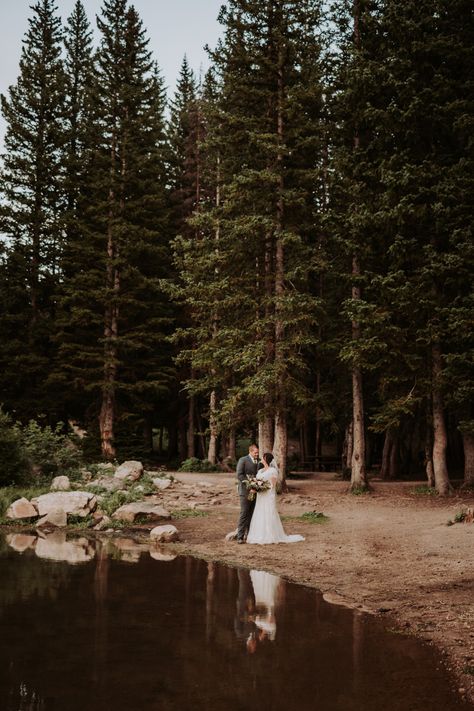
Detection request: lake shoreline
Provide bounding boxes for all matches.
[2,472,474,706]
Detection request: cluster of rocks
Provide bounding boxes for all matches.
[4,460,233,544]
[5,460,174,535]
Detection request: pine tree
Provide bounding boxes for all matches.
[0,0,66,420]
[172,0,327,479]
[56,0,173,458]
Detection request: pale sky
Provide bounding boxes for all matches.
[0,0,224,149]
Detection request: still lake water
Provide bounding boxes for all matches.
[0,532,470,711]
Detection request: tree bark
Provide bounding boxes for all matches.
[344,421,353,471]
[351,363,367,489]
[273,38,287,487]
[99,129,119,461]
[273,411,287,488]
[431,342,451,495]
[227,428,236,461]
[258,416,273,454]
[380,430,393,480]
[349,0,368,492]
[207,390,218,464]
[462,430,474,487]
[187,393,195,459]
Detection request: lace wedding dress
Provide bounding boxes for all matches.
[246,466,305,545]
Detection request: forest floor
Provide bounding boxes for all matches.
[168,471,474,705]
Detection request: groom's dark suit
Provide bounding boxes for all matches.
[236,453,258,541]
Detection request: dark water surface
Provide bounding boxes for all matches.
[0,532,470,711]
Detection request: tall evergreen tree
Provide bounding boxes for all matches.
[172,0,327,479]
[0,0,66,419]
[56,0,172,458]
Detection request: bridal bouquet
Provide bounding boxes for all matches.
[244,476,271,502]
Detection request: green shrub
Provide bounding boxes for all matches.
[178,457,222,473]
[19,419,83,477]
[412,485,437,496]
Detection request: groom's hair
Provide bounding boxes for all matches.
[248,443,258,451]
[263,452,273,465]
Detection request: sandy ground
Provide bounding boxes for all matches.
[165,471,474,705]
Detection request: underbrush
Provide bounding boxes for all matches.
[178,458,222,473]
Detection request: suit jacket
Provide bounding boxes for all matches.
[236,454,258,495]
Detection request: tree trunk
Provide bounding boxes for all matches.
[99,131,119,461]
[273,411,287,487]
[388,431,398,480]
[462,430,474,487]
[431,342,451,495]
[187,394,195,459]
[380,430,393,480]
[273,40,287,489]
[344,421,353,472]
[351,364,367,489]
[207,390,218,464]
[227,428,236,461]
[349,1,367,492]
[258,416,273,454]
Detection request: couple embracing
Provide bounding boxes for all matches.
[236,444,304,545]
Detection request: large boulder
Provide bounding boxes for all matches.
[36,509,68,528]
[6,497,38,520]
[114,460,143,482]
[32,491,96,517]
[50,475,71,491]
[150,524,179,543]
[112,501,170,523]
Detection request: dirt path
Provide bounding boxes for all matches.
[166,471,474,705]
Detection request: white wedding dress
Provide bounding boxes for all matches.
[246,466,305,545]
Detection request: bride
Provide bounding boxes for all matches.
[246,452,305,545]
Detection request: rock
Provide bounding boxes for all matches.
[6,497,38,520]
[150,525,179,543]
[50,475,71,491]
[35,532,95,564]
[36,509,68,528]
[114,460,143,482]
[97,462,115,472]
[112,501,170,523]
[32,491,97,517]
[93,515,112,531]
[198,481,212,487]
[150,550,177,562]
[6,533,37,553]
[225,529,238,541]
[88,476,122,492]
[153,477,172,491]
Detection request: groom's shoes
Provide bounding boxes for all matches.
[237,539,245,544]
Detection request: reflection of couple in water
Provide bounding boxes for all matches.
[234,568,282,653]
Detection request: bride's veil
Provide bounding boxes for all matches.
[270,458,282,487]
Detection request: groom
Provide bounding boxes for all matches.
[236,443,259,544]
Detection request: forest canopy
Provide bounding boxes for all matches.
[0,0,472,494]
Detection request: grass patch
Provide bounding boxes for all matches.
[412,485,438,496]
[98,489,145,517]
[447,509,469,526]
[298,511,329,524]
[67,514,95,529]
[462,666,474,676]
[171,508,208,519]
[350,485,371,496]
